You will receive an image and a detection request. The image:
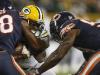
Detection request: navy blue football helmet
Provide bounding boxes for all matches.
[50,11,75,42]
[0,0,12,10]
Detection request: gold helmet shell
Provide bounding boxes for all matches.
[20,5,44,22]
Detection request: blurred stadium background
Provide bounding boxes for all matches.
[13,0,100,75]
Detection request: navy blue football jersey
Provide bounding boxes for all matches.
[0,9,22,54]
[62,19,100,51]
[73,19,100,51]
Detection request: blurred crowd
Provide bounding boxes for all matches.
[13,0,100,21]
[40,0,100,21]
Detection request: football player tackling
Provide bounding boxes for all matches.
[34,11,100,75]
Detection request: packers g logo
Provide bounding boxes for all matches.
[22,7,30,15]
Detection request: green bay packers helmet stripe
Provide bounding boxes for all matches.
[35,6,43,21]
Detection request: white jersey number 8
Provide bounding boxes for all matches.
[0,14,13,33]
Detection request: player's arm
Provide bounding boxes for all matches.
[37,29,80,74]
[21,20,49,62]
[21,20,49,50]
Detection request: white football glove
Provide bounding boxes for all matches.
[31,28,48,40]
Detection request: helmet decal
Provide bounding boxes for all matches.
[53,14,61,21]
[22,7,30,15]
[68,16,73,20]
[52,14,61,29]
